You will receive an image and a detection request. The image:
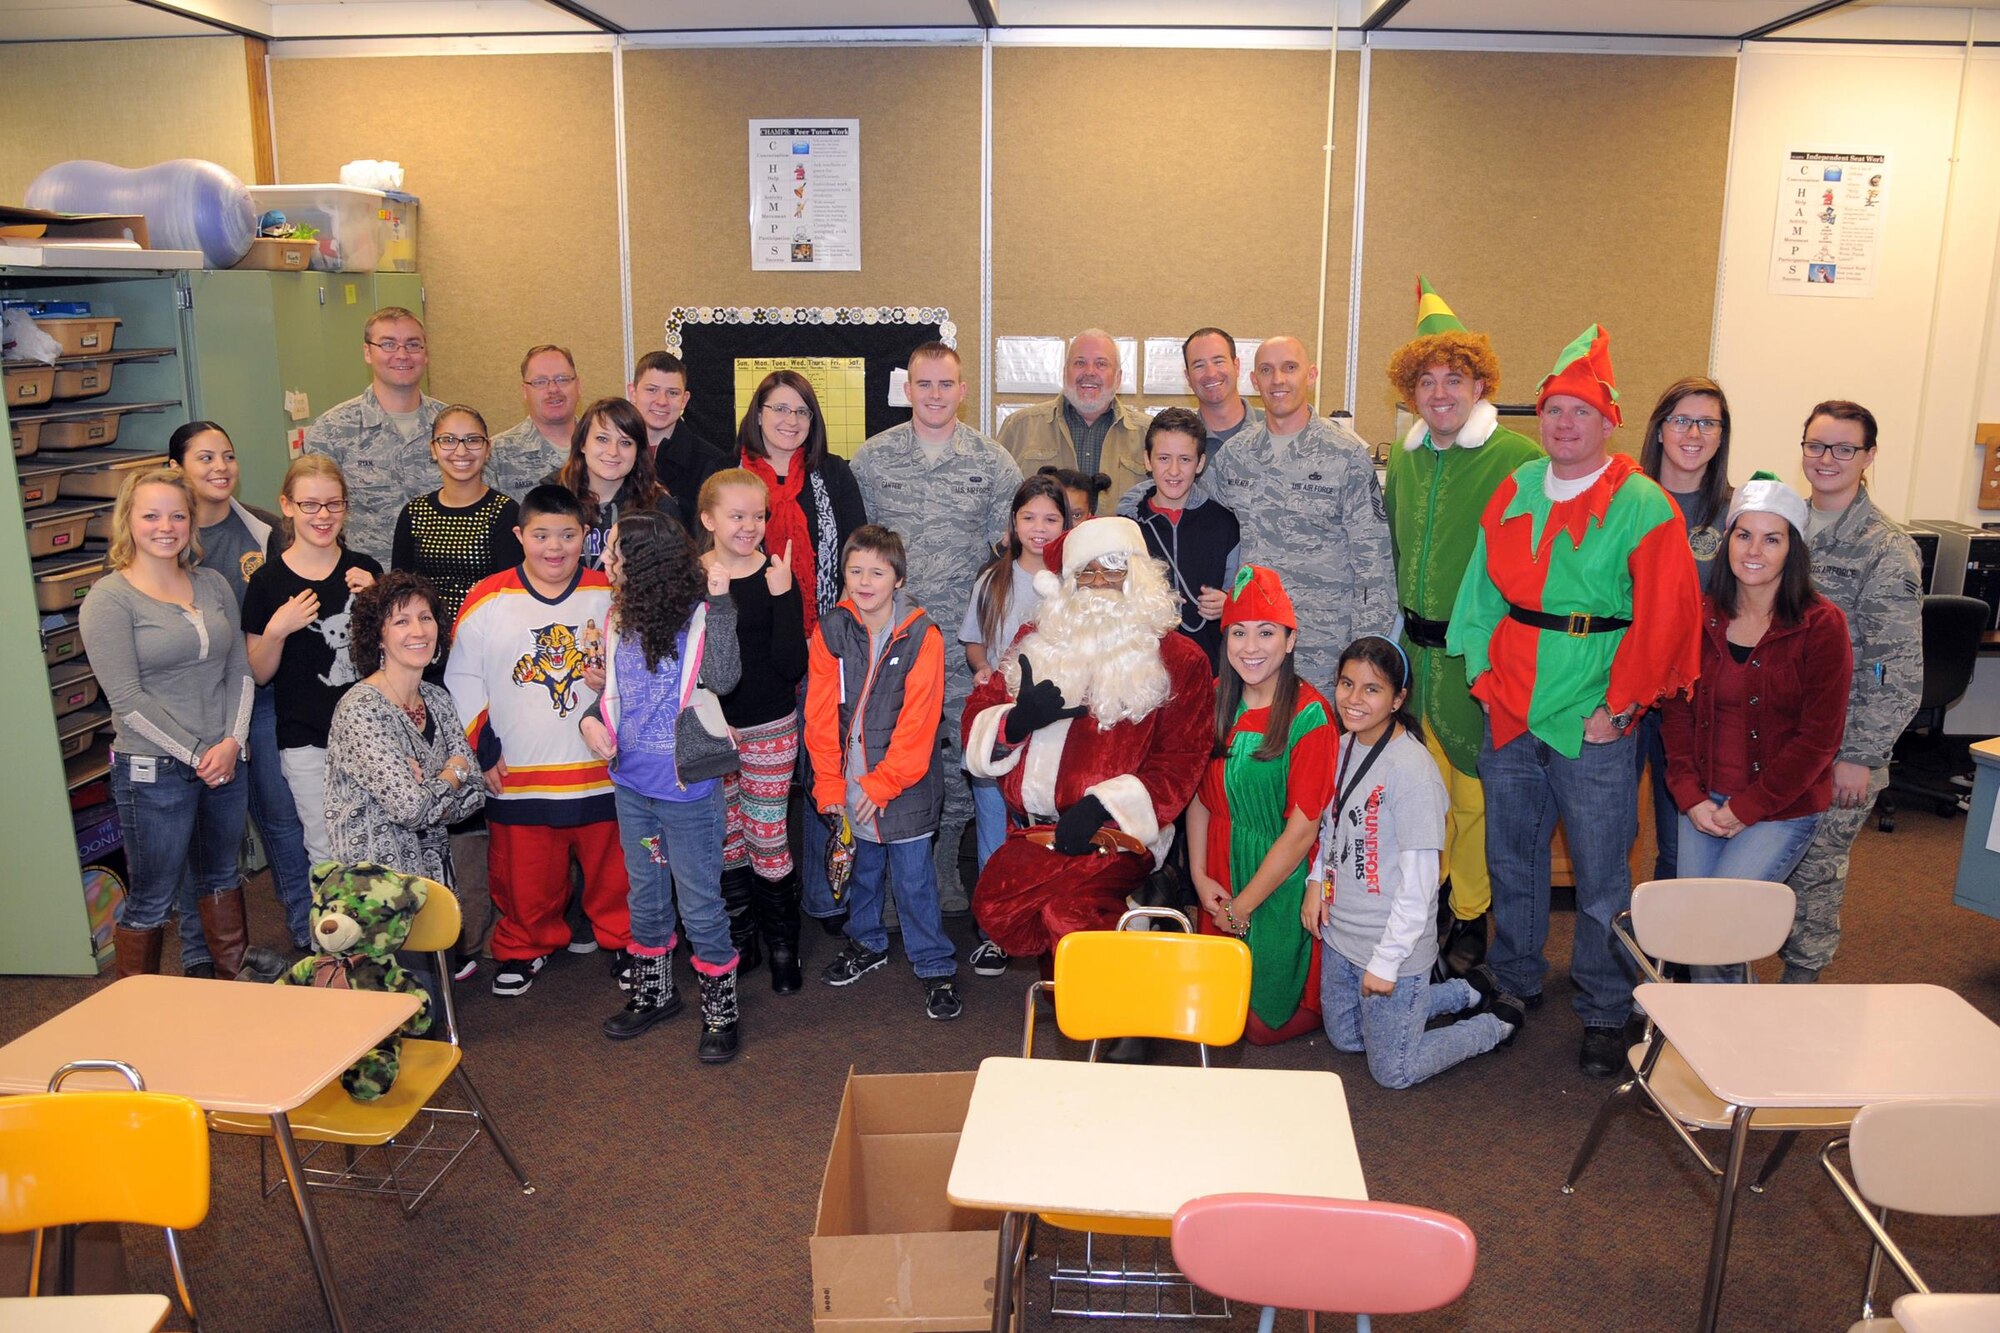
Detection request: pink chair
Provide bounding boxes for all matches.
[1169,1193,1477,1333]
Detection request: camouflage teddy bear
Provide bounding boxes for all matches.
[275,862,433,1101]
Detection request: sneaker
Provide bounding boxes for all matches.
[567,935,601,955]
[820,939,889,987]
[924,978,964,1021]
[491,955,548,996]
[969,941,1009,977]
[609,949,634,992]
[451,954,480,983]
[1579,1025,1625,1078]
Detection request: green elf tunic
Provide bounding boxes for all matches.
[1385,399,1543,776]
[1195,683,1336,1043]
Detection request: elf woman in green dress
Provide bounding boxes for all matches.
[1186,566,1336,1045]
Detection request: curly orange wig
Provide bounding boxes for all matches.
[1386,331,1501,408]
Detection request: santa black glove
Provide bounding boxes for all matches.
[1052,795,1111,856]
[1004,657,1087,744]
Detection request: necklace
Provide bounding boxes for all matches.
[375,675,427,731]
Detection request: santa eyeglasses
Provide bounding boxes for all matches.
[1073,555,1129,589]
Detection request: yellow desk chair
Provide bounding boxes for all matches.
[209,878,533,1215]
[1017,907,1253,1322]
[0,1060,208,1329]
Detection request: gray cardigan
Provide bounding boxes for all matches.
[78,567,254,766]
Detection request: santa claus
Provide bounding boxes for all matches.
[963,516,1216,957]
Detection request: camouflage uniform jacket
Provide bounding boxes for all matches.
[1807,486,1923,769]
[303,387,446,567]
[1206,415,1398,690]
[488,417,570,504]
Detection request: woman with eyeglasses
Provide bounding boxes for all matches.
[1633,377,1735,880]
[392,405,524,679]
[1779,399,1922,983]
[735,370,866,637]
[243,456,380,865]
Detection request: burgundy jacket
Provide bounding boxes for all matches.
[1660,595,1852,827]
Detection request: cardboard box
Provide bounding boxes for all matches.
[0,206,150,248]
[234,237,314,271]
[812,1070,1000,1331]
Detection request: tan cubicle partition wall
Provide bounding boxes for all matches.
[623,44,987,410]
[990,46,1361,422]
[270,53,625,439]
[1353,51,1736,449]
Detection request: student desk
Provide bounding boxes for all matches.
[1892,1294,2000,1333]
[0,975,420,1333]
[1634,982,2000,1333]
[0,1295,172,1332]
[946,1057,1365,1332]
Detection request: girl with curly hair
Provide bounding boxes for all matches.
[579,510,747,1061]
[558,397,665,571]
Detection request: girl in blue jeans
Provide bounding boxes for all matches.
[1305,636,1524,1088]
[580,511,743,1062]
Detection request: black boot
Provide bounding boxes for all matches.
[720,867,762,974]
[697,968,741,1063]
[756,869,803,995]
[1439,912,1487,978]
[603,951,682,1040]
[1099,1037,1154,1064]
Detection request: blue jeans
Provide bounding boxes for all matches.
[970,777,1008,871]
[1480,722,1640,1028]
[110,751,250,934]
[1319,947,1507,1089]
[1635,710,1678,882]
[848,837,957,979]
[1676,799,1819,884]
[613,782,732,967]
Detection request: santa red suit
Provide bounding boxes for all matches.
[962,518,1215,956]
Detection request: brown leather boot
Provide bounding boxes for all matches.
[197,887,250,979]
[114,924,164,978]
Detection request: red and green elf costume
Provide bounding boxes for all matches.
[1447,326,1701,757]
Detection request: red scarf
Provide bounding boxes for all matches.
[740,449,819,635]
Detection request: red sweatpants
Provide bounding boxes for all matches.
[488,820,630,960]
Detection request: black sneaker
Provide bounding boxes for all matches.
[491,955,547,996]
[820,939,889,987]
[924,978,964,1021]
[969,940,1009,977]
[567,933,600,956]
[1579,1025,1626,1078]
[451,954,480,983]
[609,949,634,992]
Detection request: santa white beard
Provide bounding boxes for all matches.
[1002,554,1181,727]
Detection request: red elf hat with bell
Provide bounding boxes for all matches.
[1221,564,1297,630]
[1535,323,1622,427]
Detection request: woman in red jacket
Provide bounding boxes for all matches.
[1661,475,1852,893]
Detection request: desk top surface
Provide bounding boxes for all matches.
[946,1057,1366,1219]
[0,974,420,1114]
[1892,1294,2000,1333]
[0,1295,172,1332]
[1636,982,2000,1108]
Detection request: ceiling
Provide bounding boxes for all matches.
[0,0,1991,43]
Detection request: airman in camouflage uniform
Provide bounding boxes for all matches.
[1785,476,1922,979]
[302,307,444,567]
[489,344,580,500]
[853,343,1021,912]
[1205,335,1397,691]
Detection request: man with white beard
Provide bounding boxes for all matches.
[962,517,1215,957]
[997,329,1151,512]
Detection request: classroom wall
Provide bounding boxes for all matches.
[268,53,624,440]
[0,38,258,203]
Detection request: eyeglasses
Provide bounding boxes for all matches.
[1075,565,1128,589]
[367,338,426,354]
[292,500,349,516]
[1665,415,1723,436]
[524,375,577,390]
[434,434,489,454]
[762,403,813,422]
[1802,439,1868,461]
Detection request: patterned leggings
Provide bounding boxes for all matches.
[723,711,800,880]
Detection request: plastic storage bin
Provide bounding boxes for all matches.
[247,185,420,273]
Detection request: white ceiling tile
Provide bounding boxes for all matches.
[0,0,222,40]
[586,0,978,31]
[995,0,1337,24]
[1380,0,1828,38]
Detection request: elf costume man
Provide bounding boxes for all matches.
[963,517,1215,957]
[1447,325,1701,1078]
[1384,278,1543,976]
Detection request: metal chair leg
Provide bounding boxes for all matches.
[271,1111,354,1333]
[1748,1131,1799,1195]
[1859,1205,1890,1320]
[163,1225,201,1330]
[452,1065,534,1193]
[1563,1076,1639,1192]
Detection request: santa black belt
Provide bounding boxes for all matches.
[1401,609,1450,651]
[1507,604,1632,636]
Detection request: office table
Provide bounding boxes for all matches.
[947,1057,1366,1331]
[0,1295,172,1332]
[1634,982,2000,1332]
[0,975,420,1333]
[1892,1293,2000,1332]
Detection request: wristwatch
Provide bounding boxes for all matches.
[1609,706,1637,731]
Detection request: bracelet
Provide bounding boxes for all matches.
[1223,904,1242,933]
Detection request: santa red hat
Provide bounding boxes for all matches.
[1535,323,1622,427]
[1220,565,1296,630]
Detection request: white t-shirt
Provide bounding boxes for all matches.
[958,561,1042,656]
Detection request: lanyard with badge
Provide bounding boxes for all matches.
[1326,730,1391,897]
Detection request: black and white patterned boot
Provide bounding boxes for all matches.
[696,967,741,1064]
[602,951,681,1040]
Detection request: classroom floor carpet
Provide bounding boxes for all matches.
[3,801,1997,1332]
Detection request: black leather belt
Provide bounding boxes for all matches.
[1507,604,1632,636]
[1402,609,1450,651]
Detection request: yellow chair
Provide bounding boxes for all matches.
[1018,907,1253,1321]
[209,878,533,1215]
[0,1060,208,1327]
